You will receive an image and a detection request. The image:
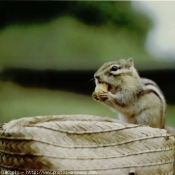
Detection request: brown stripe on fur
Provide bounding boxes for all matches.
[149,89,163,103]
[137,88,163,104]
[114,99,127,108]
[160,105,165,129]
[112,71,133,77]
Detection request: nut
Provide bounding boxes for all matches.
[94,83,108,101]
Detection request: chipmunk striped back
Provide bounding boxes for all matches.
[141,78,166,128]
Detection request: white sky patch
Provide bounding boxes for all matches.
[132,1,175,60]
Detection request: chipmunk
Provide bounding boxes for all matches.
[92,58,166,129]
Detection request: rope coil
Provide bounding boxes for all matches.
[0,115,175,175]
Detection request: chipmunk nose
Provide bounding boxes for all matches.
[94,74,100,80]
[94,74,104,83]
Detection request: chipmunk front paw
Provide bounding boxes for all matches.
[92,92,108,102]
[92,92,99,101]
[99,92,108,101]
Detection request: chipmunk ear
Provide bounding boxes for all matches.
[126,58,133,67]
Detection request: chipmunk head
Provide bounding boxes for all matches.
[94,58,139,91]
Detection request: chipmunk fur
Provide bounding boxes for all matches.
[93,58,166,129]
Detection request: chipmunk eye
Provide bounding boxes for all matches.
[110,66,118,71]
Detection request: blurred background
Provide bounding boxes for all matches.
[0,1,175,126]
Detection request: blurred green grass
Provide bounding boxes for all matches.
[0,81,174,127]
[165,105,175,126]
[0,17,170,71]
[0,81,116,123]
